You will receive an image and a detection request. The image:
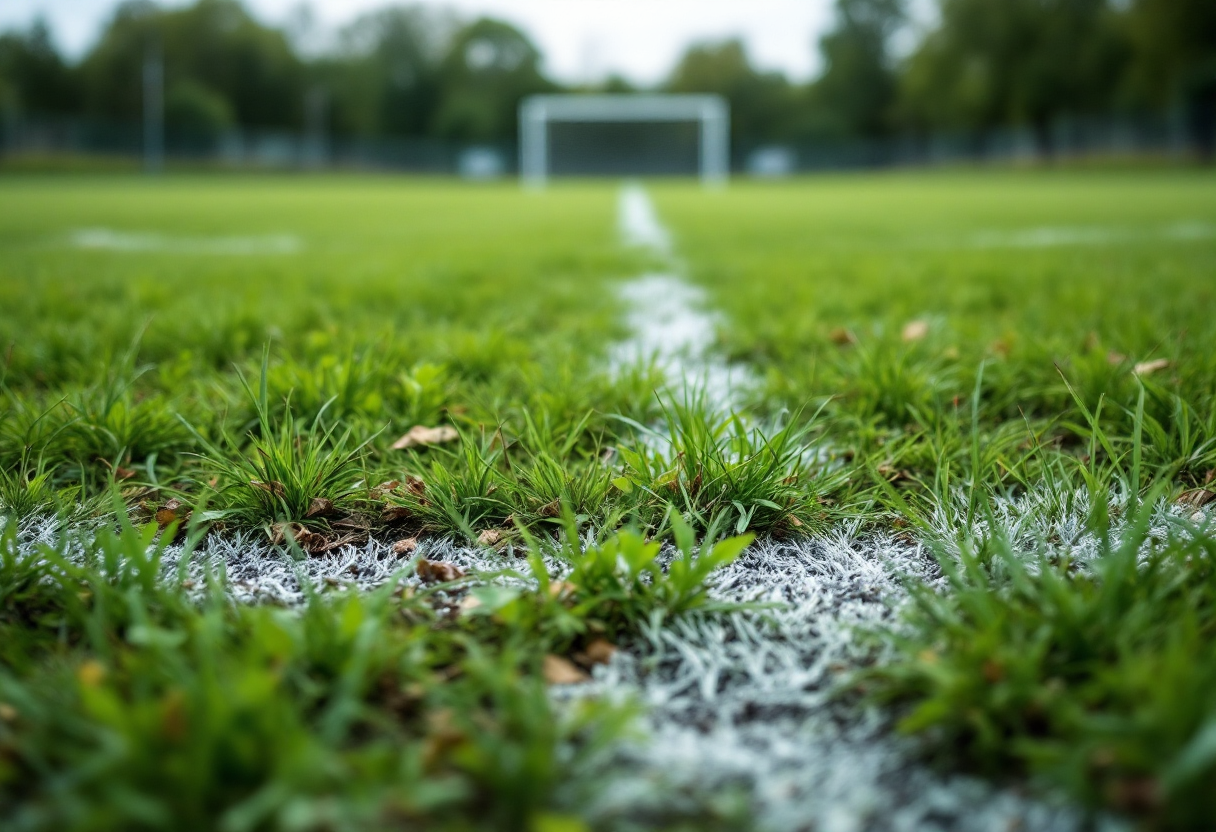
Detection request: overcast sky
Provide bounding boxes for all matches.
[1,0,836,84]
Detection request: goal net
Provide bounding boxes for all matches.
[519,94,729,187]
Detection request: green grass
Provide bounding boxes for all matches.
[2,169,1216,827]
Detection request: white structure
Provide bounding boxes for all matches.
[519,94,729,188]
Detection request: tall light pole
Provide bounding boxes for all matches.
[143,44,163,173]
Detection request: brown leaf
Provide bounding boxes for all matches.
[1177,489,1216,508]
[828,327,857,346]
[538,499,561,518]
[416,558,464,583]
[305,497,335,518]
[581,638,617,666]
[392,537,419,556]
[1133,358,1169,377]
[154,508,179,528]
[404,475,426,496]
[547,580,577,601]
[391,425,459,450]
[369,480,400,499]
[1107,350,1127,366]
[163,498,182,512]
[381,506,413,523]
[542,654,589,685]
[901,320,929,342]
[114,466,137,481]
[0,702,16,722]
[251,480,286,497]
[270,522,327,552]
[477,529,504,547]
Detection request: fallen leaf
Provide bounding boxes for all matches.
[1107,350,1127,365]
[548,580,577,600]
[416,558,464,583]
[582,638,617,666]
[477,529,504,547]
[1133,358,1169,377]
[459,595,481,612]
[163,498,182,512]
[405,475,426,495]
[370,480,401,498]
[542,654,589,685]
[901,320,929,342]
[154,508,179,527]
[270,522,327,552]
[114,466,137,481]
[392,425,459,450]
[251,480,286,497]
[1177,489,1216,508]
[305,496,334,518]
[538,499,560,518]
[381,506,412,523]
[392,537,419,556]
[828,327,857,346]
[77,660,106,687]
[788,515,804,528]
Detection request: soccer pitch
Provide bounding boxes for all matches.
[2,170,1216,829]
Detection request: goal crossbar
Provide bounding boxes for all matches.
[519,94,729,187]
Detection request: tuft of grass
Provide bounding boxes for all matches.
[611,395,823,537]
[186,350,373,531]
[863,493,1216,829]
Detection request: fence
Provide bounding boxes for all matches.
[0,111,1202,177]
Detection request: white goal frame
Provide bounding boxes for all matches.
[519,94,730,188]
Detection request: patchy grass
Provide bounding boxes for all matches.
[1,170,1216,826]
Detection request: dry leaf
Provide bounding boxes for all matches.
[477,529,503,547]
[828,327,857,346]
[270,522,328,552]
[548,580,577,600]
[901,320,929,342]
[1133,358,1169,377]
[582,638,617,666]
[542,654,589,685]
[114,466,137,481]
[251,480,286,497]
[459,595,482,612]
[416,558,464,583]
[305,496,335,518]
[0,702,16,722]
[1177,489,1216,508]
[392,425,459,450]
[392,537,419,556]
[1107,350,1127,365]
[154,508,179,527]
[370,480,400,499]
[537,499,561,518]
[381,507,412,523]
[404,475,426,495]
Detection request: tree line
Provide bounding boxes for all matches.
[0,0,1213,157]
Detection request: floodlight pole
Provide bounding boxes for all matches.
[142,45,164,174]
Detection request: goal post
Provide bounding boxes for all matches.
[519,94,730,188]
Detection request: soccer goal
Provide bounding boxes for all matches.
[519,94,729,187]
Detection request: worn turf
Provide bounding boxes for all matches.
[2,169,1215,830]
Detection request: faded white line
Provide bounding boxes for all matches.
[68,228,302,255]
[610,184,749,411]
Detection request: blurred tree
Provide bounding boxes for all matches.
[322,5,457,138]
[164,78,233,150]
[0,19,80,117]
[430,18,553,143]
[82,0,303,129]
[665,39,797,146]
[1123,0,1216,159]
[900,0,1125,156]
[809,0,906,139]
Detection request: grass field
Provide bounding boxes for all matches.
[2,170,1215,829]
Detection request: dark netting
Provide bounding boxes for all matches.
[547,120,701,177]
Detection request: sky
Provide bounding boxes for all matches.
[1,0,836,84]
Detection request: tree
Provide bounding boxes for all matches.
[665,39,797,147]
[81,0,303,129]
[430,18,553,143]
[323,5,458,139]
[0,19,80,117]
[900,0,1125,155]
[811,0,906,139]
[1123,0,1216,158]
